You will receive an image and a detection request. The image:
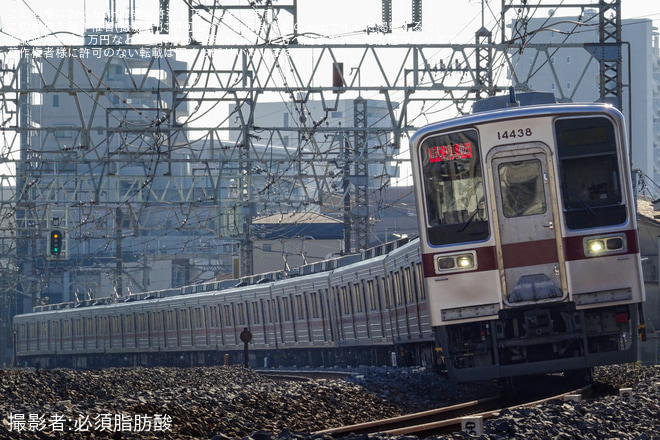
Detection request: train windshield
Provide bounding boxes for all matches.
[419,129,488,245]
[555,117,626,229]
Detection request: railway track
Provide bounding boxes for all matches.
[316,380,591,438]
[257,369,355,382]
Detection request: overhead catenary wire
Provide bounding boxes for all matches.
[0,0,643,290]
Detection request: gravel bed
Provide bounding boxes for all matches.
[0,364,658,439]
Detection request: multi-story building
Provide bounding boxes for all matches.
[20,30,242,303]
[509,13,660,187]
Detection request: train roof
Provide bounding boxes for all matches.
[15,236,419,319]
[410,100,624,145]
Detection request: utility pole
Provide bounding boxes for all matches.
[115,207,123,299]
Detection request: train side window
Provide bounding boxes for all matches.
[205,307,213,328]
[367,280,377,311]
[138,314,146,332]
[498,159,546,217]
[125,315,134,333]
[152,313,161,332]
[415,263,426,300]
[310,292,320,319]
[252,301,261,324]
[394,271,404,306]
[354,283,364,313]
[295,295,305,321]
[384,275,392,309]
[265,300,274,323]
[404,267,415,303]
[555,117,626,229]
[237,303,246,326]
[341,286,350,315]
[419,128,489,245]
[281,297,291,321]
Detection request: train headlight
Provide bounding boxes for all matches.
[434,251,477,274]
[584,234,626,257]
[588,239,605,254]
[437,257,455,270]
[457,255,474,268]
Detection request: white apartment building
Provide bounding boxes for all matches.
[509,14,660,188]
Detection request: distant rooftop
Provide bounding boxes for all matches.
[253,211,343,240]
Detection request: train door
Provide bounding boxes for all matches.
[488,143,567,305]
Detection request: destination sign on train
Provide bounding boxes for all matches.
[428,142,473,162]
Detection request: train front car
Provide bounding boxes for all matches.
[410,99,645,383]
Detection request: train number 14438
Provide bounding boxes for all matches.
[497,127,533,140]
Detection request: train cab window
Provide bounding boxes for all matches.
[555,117,626,229]
[498,159,546,217]
[419,129,488,245]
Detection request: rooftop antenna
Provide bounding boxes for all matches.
[507,86,520,107]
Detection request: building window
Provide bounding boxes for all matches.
[566,56,571,64]
[53,95,60,107]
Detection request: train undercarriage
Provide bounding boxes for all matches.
[15,342,438,371]
[437,302,639,383]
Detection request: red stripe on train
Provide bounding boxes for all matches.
[421,229,639,278]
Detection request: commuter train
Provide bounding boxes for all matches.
[13,237,436,370]
[409,91,645,382]
[13,91,645,384]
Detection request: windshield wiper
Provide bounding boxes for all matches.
[457,197,485,232]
